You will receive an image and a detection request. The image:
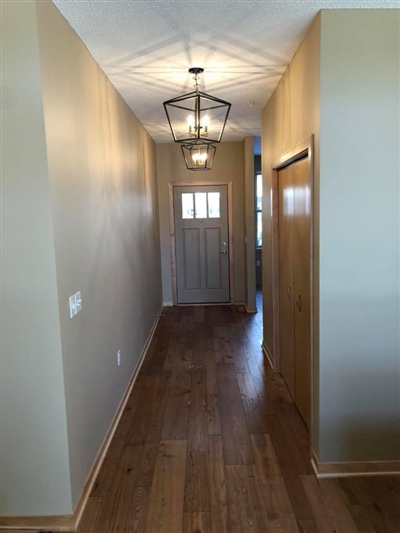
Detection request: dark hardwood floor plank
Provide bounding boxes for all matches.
[209,435,230,533]
[300,475,336,533]
[144,440,187,533]
[284,474,315,520]
[133,443,159,487]
[348,504,391,533]
[190,366,207,412]
[225,465,259,533]
[206,393,222,435]
[125,486,150,533]
[216,362,237,382]
[184,452,211,512]
[318,478,362,533]
[218,379,254,465]
[146,373,171,444]
[93,445,146,532]
[237,372,258,399]
[188,411,209,453]
[161,393,189,440]
[251,433,284,485]
[205,350,218,396]
[183,512,212,533]
[297,518,320,533]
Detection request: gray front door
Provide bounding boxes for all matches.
[174,185,230,304]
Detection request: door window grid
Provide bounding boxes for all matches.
[181,192,221,220]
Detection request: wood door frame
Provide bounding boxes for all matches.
[169,181,234,306]
[271,135,314,440]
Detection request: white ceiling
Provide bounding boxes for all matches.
[53,1,399,144]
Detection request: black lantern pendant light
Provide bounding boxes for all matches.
[163,67,231,171]
[181,140,216,171]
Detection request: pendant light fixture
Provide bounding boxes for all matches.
[163,67,231,170]
[181,140,216,171]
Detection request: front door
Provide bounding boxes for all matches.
[174,185,230,304]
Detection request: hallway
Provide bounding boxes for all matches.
[77,305,399,533]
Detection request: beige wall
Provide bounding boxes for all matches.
[1,0,71,515]
[262,9,399,464]
[1,0,162,516]
[261,14,321,451]
[156,142,246,305]
[318,9,400,462]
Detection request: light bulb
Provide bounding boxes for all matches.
[187,115,195,135]
[192,151,207,166]
[202,115,209,135]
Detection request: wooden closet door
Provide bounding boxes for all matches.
[293,158,311,429]
[278,166,295,398]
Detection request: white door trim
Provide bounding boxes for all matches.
[169,181,234,306]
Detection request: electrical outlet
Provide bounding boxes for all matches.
[117,350,121,366]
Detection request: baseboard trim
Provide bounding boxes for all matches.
[0,305,163,532]
[262,341,274,370]
[311,450,400,478]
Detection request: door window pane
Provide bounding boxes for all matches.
[208,192,220,218]
[195,192,207,218]
[182,193,194,219]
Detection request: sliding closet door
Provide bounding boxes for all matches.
[293,158,311,429]
[278,166,295,398]
[278,156,311,429]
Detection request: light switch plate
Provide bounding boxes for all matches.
[69,295,76,318]
[75,291,82,313]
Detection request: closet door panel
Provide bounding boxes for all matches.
[278,166,295,398]
[293,158,311,429]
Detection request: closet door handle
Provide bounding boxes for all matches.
[296,294,302,312]
[286,286,292,301]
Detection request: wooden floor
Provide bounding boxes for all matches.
[77,304,400,533]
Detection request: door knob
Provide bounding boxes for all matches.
[220,250,228,255]
[296,294,302,311]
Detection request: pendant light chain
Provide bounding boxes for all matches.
[192,72,201,93]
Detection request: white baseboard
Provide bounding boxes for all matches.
[311,450,400,478]
[262,341,274,370]
[0,304,163,532]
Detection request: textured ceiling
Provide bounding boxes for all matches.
[53,1,399,144]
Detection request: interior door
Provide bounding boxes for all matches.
[278,156,311,429]
[174,185,230,304]
[293,158,311,429]
[278,165,296,398]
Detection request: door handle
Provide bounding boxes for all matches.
[296,294,302,312]
[220,250,228,255]
[286,286,292,301]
